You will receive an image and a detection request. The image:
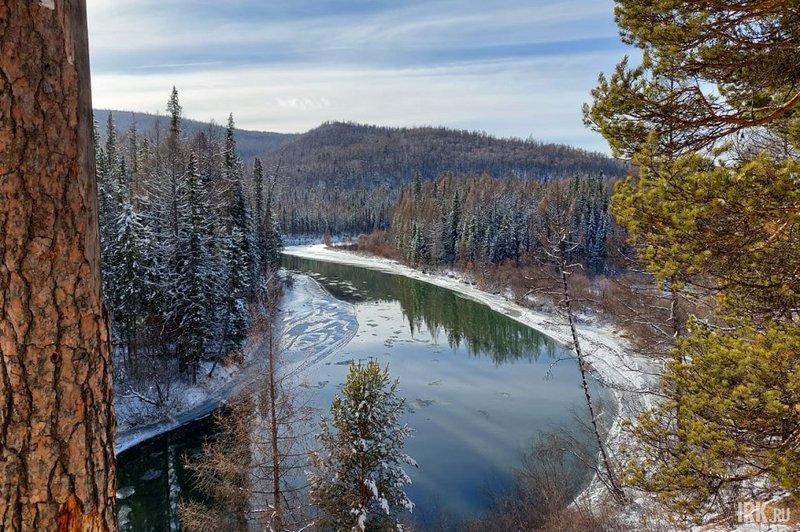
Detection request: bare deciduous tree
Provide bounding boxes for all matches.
[180,278,313,531]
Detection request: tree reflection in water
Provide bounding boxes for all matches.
[283,255,560,365]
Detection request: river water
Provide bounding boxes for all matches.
[117,255,613,530]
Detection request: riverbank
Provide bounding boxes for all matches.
[115,242,656,511]
[115,274,358,454]
[282,244,662,505]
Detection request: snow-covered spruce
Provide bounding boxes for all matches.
[97,96,286,414]
[308,360,416,531]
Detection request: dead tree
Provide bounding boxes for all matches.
[180,276,313,531]
[536,181,625,502]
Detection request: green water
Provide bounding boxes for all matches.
[117,418,212,531]
[117,255,614,530]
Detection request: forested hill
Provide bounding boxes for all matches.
[93,109,296,160]
[93,109,626,235]
[94,111,625,190]
[260,121,626,190]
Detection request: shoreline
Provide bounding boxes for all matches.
[115,242,659,507]
[115,273,359,455]
[283,243,661,503]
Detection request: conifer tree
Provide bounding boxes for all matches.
[220,226,251,359]
[439,190,461,266]
[262,180,283,272]
[96,116,119,260]
[105,111,120,186]
[463,216,478,264]
[107,196,151,365]
[173,152,215,383]
[167,86,182,136]
[576,174,610,273]
[253,157,266,273]
[216,115,254,355]
[223,114,257,290]
[309,360,416,531]
[586,0,800,515]
[408,222,428,265]
[252,158,283,278]
[165,86,184,239]
[126,120,142,201]
[97,111,146,362]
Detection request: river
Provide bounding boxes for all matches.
[117,254,614,530]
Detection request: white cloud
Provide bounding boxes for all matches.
[276,97,332,111]
[92,52,620,151]
[86,0,627,153]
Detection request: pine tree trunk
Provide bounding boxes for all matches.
[0,1,117,530]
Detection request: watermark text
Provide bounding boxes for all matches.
[737,501,791,524]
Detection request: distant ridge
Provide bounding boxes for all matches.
[93,111,625,190]
[92,109,296,160]
[260,121,626,190]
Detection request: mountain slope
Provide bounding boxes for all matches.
[94,111,624,190]
[259,121,626,190]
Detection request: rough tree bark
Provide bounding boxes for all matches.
[0,1,117,530]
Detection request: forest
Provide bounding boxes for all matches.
[95,113,625,237]
[2,1,799,531]
[95,90,282,405]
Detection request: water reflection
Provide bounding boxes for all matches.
[117,418,212,531]
[117,256,613,530]
[283,255,558,363]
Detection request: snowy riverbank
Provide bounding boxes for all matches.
[116,242,659,504]
[284,246,799,531]
[115,274,358,454]
[283,244,663,505]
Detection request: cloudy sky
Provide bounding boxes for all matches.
[87,0,633,153]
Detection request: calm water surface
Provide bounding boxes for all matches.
[117,255,613,529]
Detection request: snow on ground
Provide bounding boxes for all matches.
[115,273,358,454]
[282,244,663,504]
[115,360,240,454]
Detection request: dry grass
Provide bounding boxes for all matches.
[331,230,401,260]
[463,433,626,532]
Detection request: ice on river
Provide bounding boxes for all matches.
[279,275,359,370]
[115,272,358,454]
